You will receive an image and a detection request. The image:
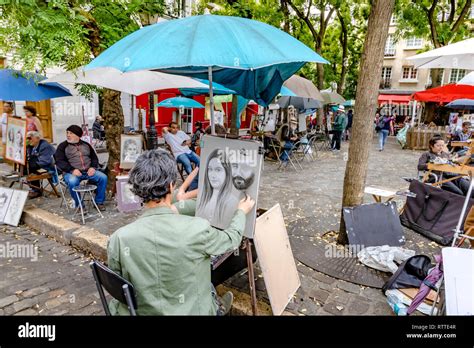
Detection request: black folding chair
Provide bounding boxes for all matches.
[90,260,138,316]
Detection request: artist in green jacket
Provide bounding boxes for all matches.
[107,149,255,315]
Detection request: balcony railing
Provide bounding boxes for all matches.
[384,48,396,57]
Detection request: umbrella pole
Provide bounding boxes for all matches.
[208,67,215,135]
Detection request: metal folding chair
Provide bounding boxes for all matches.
[90,260,138,316]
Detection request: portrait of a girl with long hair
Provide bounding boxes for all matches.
[196,148,239,229]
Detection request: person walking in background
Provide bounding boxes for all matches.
[345,109,353,141]
[376,113,391,151]
[331,105,347,151]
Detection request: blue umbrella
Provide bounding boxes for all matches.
[446,98,474,110]
[86,14,328,133]
[279,86,297,97]
[156,97,205,109]
[0,69,72,101]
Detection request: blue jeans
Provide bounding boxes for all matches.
[280,141,294,162]
[378,129,389,150]
[177,152,200,174]
[63,170,107,207]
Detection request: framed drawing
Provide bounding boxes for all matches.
[120,134,143,169]
[196,135,263,238]
[0,187,14,223]
[3,189,28,226]
[6,116,27,165]
[116,175,142,213]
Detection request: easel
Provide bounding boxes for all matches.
[212,237,258,315]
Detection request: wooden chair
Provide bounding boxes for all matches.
[21,171,59,197]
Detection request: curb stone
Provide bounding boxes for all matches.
[22,207,108,262]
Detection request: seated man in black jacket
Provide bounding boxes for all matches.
[25,131,57,198]
[54,125,107,210]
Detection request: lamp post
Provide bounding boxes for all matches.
[147,92,158,149]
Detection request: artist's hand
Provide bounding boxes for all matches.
[72,169,81,177]
[238,195,255,215]
[177,167,199,200]
[87,167,96,176]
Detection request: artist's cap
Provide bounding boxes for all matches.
[66,125,83,138]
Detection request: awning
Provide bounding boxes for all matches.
[411,84,474,103]
[378,94,411,104]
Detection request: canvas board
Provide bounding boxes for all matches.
[196,135,263,238]
[442,247,474,315]
[3,189,28,226]
[6,116,27,165]
[254,204,300,315]
[0,187,14,223]
[120,134,143,169]
[116,175,142,213]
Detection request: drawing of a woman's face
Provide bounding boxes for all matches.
[207,157,226,190]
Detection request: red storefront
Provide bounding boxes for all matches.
[135,91,258,136]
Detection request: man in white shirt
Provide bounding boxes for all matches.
[163,122,200,174]
[0,101,14,158]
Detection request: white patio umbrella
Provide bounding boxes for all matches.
[458,71,474,86]
[406,38,474,70]
[283,75,324,101]
[40,67,208,95]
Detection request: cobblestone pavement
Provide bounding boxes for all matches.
[0,225,103,316]
[1,136,428,315]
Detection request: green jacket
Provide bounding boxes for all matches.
[107,200,246,315]
[333,112,347,131]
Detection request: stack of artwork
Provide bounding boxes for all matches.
[0,187,29,226]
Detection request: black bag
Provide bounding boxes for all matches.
[382,254,433,292]
[400,180,474,245]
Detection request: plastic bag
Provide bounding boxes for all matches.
[358,245,416,273]
[396,124,409,149]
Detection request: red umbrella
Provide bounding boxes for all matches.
[412,84,474,103]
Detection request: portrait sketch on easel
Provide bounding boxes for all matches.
[120,134,143,169]
[6,116,27,165]
[196,135,263,238]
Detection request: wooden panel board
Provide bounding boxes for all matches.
[254,204,300,315]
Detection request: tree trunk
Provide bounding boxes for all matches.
[230,94,239,136]
[316,47,325,126]
[337,10,348,95]
[337,0,395,245]
[102,88,124,192]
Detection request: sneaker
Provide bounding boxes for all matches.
[97,204,106,211]
[218,291,234,316]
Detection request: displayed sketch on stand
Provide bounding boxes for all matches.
[3,190,28,226]
[0,187,28,226]
[116,175,142,213]
[0,188,14,222]
[6,116,27,165]
[196,136,263,238]
[120,134,143,169]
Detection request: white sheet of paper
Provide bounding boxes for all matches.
[442,247,474,315]
[3,189,28,226]
[254,204,300,315]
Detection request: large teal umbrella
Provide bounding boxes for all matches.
[86,14,328,134]
[156,97,205,109]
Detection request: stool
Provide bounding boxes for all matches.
[72,184,104,225]
[364,186,397,203]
